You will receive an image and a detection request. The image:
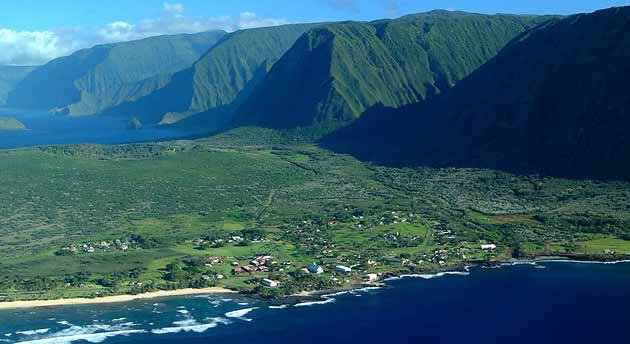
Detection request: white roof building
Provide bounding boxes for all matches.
[308,264,324,274]
[335,265,352,274]
[261,279,279,287]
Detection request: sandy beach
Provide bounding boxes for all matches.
[0,287,237,310]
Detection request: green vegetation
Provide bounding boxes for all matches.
[7,31,226,115]
[233,11,551,135]
[0,117,26,130]
[0,132,628,301]
[108,24,316,125]
[327,7,630,180]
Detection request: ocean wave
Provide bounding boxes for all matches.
[539,259,630,265]
[111,318,126,322]
[150,318,229,335]
[16,329,50,336]
[293,298,336,307]
[15,322,142,344]
[150,324,217,335]
[54,322,71,327]
[322,286,382,298]
[225,307,258,321]
[385,271,470,281]
[172,319,198,327]
[268,305,288,309]
[176,309,190,315]
[15,330,144,344]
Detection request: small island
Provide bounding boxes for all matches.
[0,117,26,131]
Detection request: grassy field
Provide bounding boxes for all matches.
[0,135,629,300]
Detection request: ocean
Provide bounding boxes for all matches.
[0,109,211,150]
[1,261,629,344]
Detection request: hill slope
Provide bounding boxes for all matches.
[0,117,26,130]
[7,31,226,116]
[107,24,316,126]
[0,66,36,106]
[232,11,550,134]
[326,7,630,180]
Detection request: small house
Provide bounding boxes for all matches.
[365,273,378,281]
[308,264,324,274]
[335,265,352,274]
[261,279,279,287]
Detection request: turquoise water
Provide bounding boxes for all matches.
[1,261,629,344]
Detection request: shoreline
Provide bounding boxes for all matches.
[0,287,236,311]
[1,257,628,311]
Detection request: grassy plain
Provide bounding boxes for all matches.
[0,132,629,301]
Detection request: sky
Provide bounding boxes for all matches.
[0,0,628,66]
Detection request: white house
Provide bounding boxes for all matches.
[365,273,378,281]
[481,244,497,250]
[261,279,279,287]
[335,265,352,274]
[308,264,324,274]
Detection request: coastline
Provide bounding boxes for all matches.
[1,256,628,311]
[0,287,237,311]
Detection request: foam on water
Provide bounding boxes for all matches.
[224,307,258,321]
[268,305,288,309]
[540,259,630,265]
[13,322,143,344]
[15,330,145,344]
[150,318,229,335]
[15,329,50,336]
[323,286,383,298]
[385,271,470,281]
[293,298,336,307]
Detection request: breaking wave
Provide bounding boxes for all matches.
[225,307,258,321]
[293,298,336,307]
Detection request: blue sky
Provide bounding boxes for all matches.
[0,0,628,65]
[1,0,629,30]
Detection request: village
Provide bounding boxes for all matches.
[46,206,501,296]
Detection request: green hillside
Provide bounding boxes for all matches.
[7,31,226,115]
[1,135,629,300]
[233,11,551,134]
[326,7,630,180]
[107,24,316,126]
[0,65,36,106]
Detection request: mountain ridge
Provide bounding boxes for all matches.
[7,30,227,115]
[324,6,630,180]
[231,11,554,135]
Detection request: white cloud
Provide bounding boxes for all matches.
[163,2,185,16]
[0,4,289,66]
[0,29,74,66]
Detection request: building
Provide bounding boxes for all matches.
[261,279,279,287]
[335,265,352,274]
[308,264,324,274]
[365,273,378,281]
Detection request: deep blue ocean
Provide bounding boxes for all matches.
[1,261,629,344]
[0,109,210,150]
